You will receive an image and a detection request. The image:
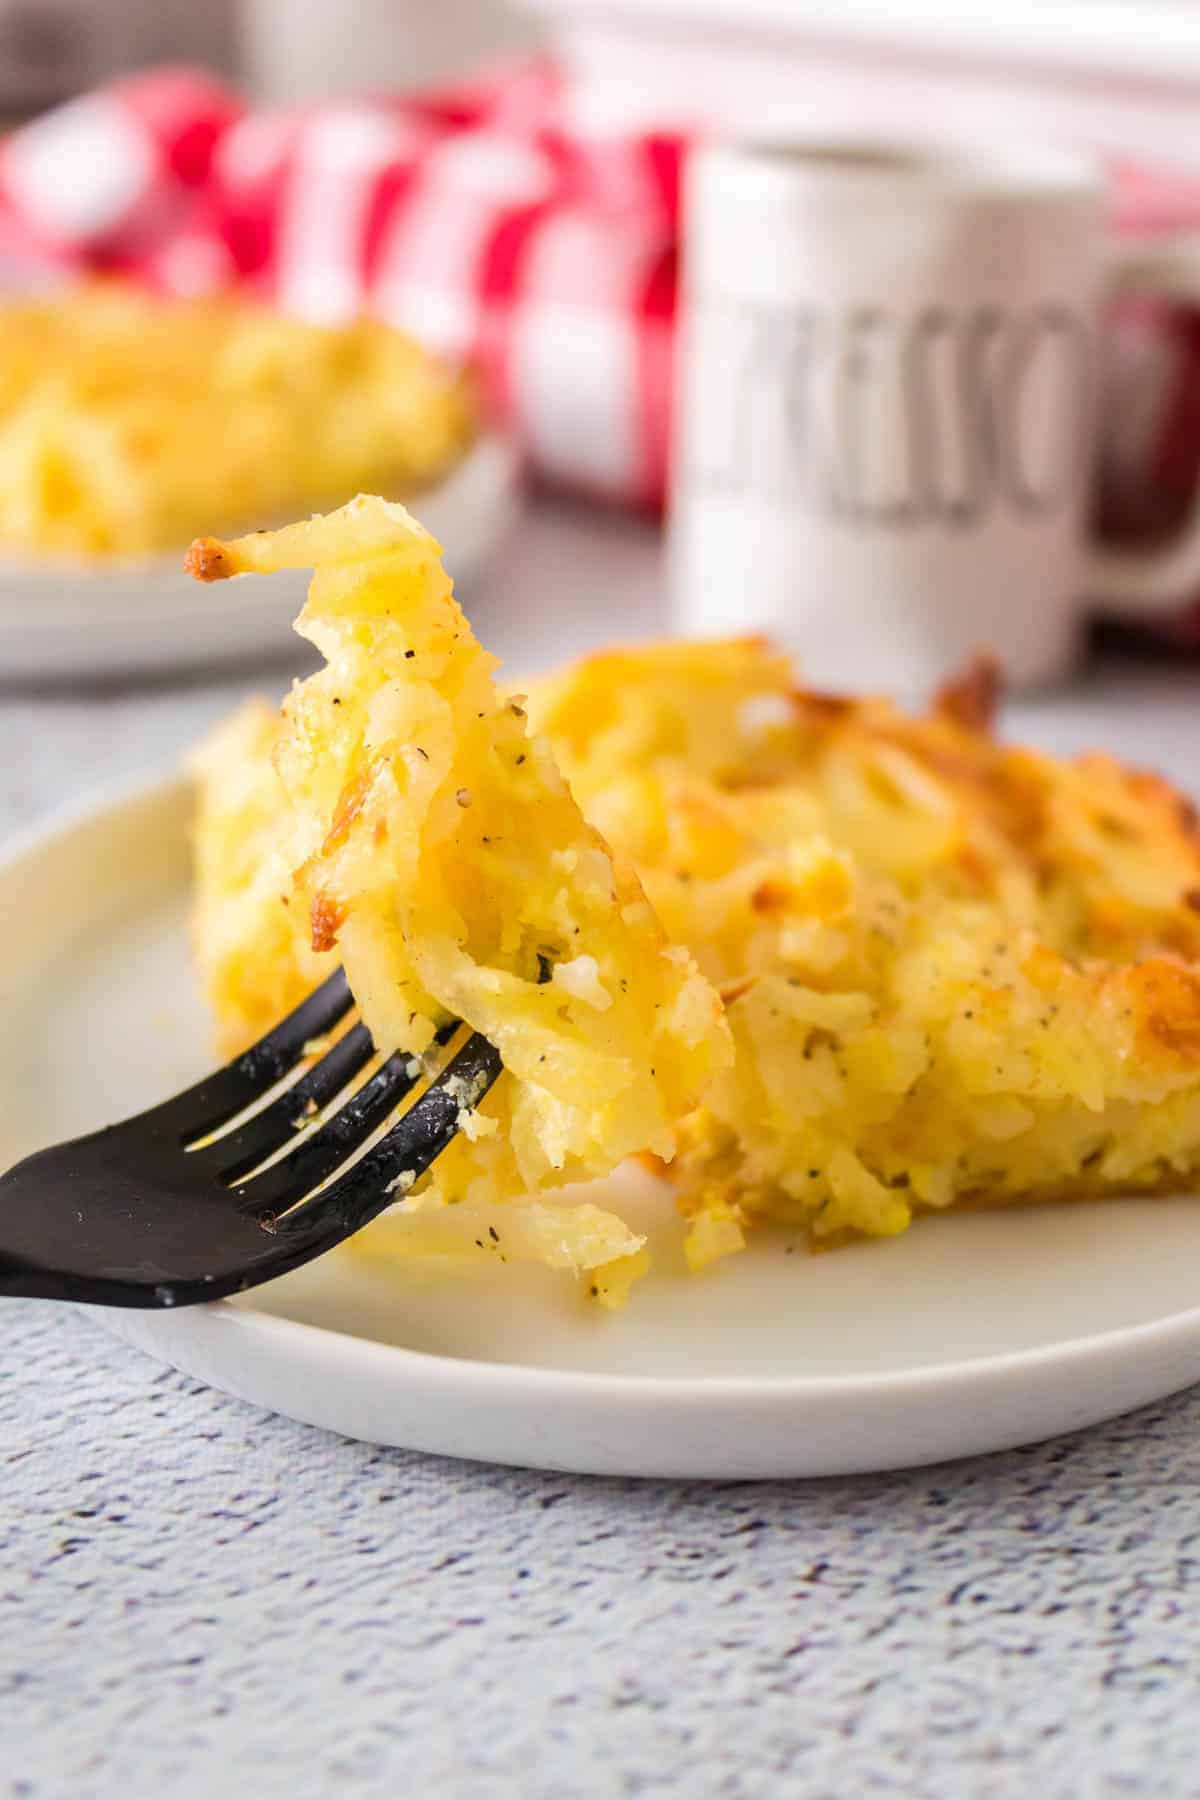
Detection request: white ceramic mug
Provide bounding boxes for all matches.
[671,138,1200,691]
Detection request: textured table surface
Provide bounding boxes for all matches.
[5,499,1200,1799]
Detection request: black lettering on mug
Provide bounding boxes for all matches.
[689,295,1093,528]
[835,309,919,526]
[994,304,1091,516]
[906,304,1007,529]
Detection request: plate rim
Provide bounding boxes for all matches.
[99,1262,1200,1401]
[10,770,1200,1408]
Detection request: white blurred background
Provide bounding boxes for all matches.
[4,2,1200,166]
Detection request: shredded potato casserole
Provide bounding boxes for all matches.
[0,285,473,559]
[191,499,1200,1303]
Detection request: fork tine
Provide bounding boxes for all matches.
[274,1032,504,1248]
[190,1021,376,1182]
[150,968,356,1141]
[233,1019,460,1215]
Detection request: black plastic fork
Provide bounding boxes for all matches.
[0,969,502,1307]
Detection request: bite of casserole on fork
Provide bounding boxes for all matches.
[188,497,732,1305]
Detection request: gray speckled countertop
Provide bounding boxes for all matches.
[5,499,1200,1798]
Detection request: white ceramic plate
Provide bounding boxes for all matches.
[0,434,519,680]
[7,776,1200,1477]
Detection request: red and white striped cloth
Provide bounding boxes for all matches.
[0,61,681,508]
[0,61,1198,545]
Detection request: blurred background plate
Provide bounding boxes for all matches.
[0,431,520,682]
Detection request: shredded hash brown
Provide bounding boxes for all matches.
[192,501,1200,1302]
[189,498,730,1307]
[0,284,473,559]
[524,640,1200,1270]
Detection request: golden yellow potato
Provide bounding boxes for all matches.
[189,497,731,1302]
[0,283,473,558]
[525,647,1200,1262]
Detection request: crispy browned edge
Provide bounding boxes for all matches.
[185,537,237,582]
[932,652,1003,733]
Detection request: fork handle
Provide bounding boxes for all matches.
[0,1257,178,1306]
[0,1252,75,1302]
